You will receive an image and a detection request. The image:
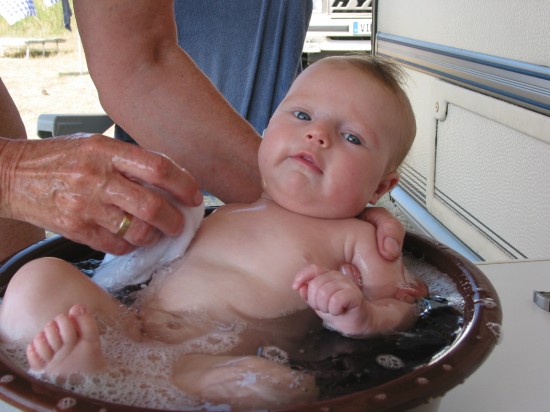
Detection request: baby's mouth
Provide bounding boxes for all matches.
[291,152,323,174]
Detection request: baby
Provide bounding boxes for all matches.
[0,55,426,410]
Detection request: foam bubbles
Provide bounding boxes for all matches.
[404,253,465,314]
[376,354,405,370]
[258,346,290,365]
[2,313,249,410]
[0,375,14,383]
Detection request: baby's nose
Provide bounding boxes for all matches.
[305,130,331,147]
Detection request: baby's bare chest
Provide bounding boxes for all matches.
[145,249,322,321]
[141,212,353,320]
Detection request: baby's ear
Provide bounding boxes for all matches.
[368,172,400,205]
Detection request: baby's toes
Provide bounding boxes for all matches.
[26,332,53,371]
[53,313,78,347]
[68,304,100,342]
[42,320,63,352]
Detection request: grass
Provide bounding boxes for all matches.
[0,0,73,38]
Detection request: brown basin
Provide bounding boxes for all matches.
[0,230,501,411]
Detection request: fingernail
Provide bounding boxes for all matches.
[384,237,400,255]
[193,190,204,206]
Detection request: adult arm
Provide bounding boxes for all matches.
[73,0,262,204]
[0,78,45,261]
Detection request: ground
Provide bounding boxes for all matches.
[0,33,109,140]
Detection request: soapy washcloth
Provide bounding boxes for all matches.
[93,197,204,292]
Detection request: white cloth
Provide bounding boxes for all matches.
[0,0,59,26]
[93,201,204,292]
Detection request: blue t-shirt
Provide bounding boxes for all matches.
[174,0,312,133]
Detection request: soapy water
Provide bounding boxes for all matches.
[290,296,462,399]
[0,254,464,410]
[2,314,247,410]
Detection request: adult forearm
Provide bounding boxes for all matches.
[0,139,45,261]
[74,0,262,203]
[107,53,262,204]
[0,79,46,260]
[0,138,22,219]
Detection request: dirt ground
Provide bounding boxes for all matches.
[0,34,107,139]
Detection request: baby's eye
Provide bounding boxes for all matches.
[343,133,362,145]
[293,111,311,121]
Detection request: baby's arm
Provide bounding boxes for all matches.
[293,264,417,337]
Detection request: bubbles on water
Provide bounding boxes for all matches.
[0,313,252,410]
[376,354,405,370]
[403,253,464,314]
[0,342,27,371]
[258,346,290,365]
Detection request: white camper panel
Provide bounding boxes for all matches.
[374,0,550,261]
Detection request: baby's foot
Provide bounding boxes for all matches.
[26,304,106,376]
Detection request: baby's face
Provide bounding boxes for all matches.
[259,59,401,218]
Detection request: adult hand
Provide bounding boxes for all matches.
[358,207,405,261]
[0,134,203,255]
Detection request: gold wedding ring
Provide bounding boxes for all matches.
[116,213,133,237]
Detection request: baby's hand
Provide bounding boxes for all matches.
[293,264,364,317]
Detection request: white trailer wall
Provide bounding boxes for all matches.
[375,0,550,261]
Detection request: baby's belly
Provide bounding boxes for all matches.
[136,305,244,346]
[136,304,322,358]
[139,259,308,322]
[133,261,319,348]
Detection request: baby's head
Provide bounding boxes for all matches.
[259,55,416,219]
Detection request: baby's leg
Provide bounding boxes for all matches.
[173,354,318,409]
[0,257,139,343]
[26,304,105,376]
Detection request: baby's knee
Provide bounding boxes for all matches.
[2,257,84,321]
[7,257,76,294]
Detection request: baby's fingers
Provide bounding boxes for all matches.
[297,285,308,301]
[292,264,326,290]
[327,288,363,315]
